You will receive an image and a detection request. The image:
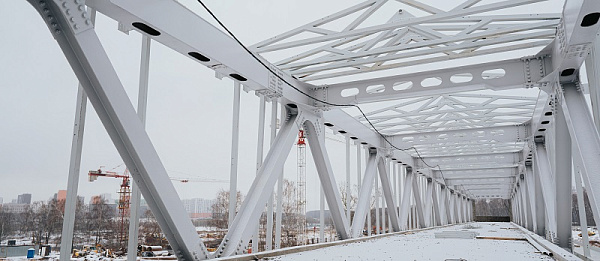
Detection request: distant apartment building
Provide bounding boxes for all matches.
[0,197,3,204]
[17,193,31,204]
[1,204,28,213]
[181,198,214,219]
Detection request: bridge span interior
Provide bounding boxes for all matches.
[12,0,600,260]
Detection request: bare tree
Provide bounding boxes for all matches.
[210,189,243,230]
[0,206,16,243]
[339,182,358,215]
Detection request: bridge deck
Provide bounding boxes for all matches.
[273,222,552,261]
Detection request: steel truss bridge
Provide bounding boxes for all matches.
[14,0,600,260]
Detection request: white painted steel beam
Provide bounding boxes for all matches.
[86,0,311,105]
[554,89,572,250]
[399,167,414,229]
[545,0,600,84]
[59,85,87,261]
[128,35,152,261]
[431,182,442,226]
[25,1,210,259]
[228,82,242,227]
[377,157,401,232]
[352,150,377,237]
[412,174,426,228]
[60,8,97,261]
[304,119,352,240]
[216,106,298,257]
[560,83,600,233]
[319,59,546,104]
[534,143,557,240]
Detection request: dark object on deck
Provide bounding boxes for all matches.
[474,216,510,222]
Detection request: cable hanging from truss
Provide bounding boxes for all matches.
[196,0,452,188]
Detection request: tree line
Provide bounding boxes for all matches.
[0,197,161,251]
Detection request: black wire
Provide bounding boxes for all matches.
[196,0,450,187]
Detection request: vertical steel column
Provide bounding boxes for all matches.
[398,165,403,221]
[304,120,351,239]
[59,8,96,261]
[534,143,558,239]
[431,182,442,226]
[320,187,325,242]
[525,166,538,233]
[442,186,451,224]
[346,136,351,221]
[555,88,573,250]
[228,82,241,227]
[533,160,546,236]
[560,83,600,235]
[381,165,386,233]
[367,147,372,236]
[393,162,398,223]
[389,161,394,231]
[128,34,152,261]
[320,126,325,242]
[424,179,434,227]
[464,196,468,222]
[253,96,266,252]
[585,36,600,132]
[266,100,278,250]
[59,85,87,261]
[522,174,534,231]
[274,104,286,248]
[412,175,426,228]
[452,192,460,224]
[517,184,525,227]
[351,151,377,238]
[574,167,591,258]
[375,171,380,234]
[357,142,362,193]
[456,194,462,224]
[377,157,400,232]
[399,167,414,230]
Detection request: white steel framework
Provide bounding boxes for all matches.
[13,0,600,260]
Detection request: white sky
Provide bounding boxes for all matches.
[0,0,565,211]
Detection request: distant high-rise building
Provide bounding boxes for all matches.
[0,197,3,204]
[57,190,67,201]
[17,193,31,204]
[181,198,214,219]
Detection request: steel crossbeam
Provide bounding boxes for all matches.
[318,59,546,104]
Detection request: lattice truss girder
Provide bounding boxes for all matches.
[251,0,559,82]
[356,92,537,135]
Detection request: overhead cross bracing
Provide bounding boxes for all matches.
[249,0,558,203]
[14,0,600,260]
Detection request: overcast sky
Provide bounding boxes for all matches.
[0,0,565,211]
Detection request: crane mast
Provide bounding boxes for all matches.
[297,130,307,244]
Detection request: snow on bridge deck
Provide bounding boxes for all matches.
[271,222,553,261]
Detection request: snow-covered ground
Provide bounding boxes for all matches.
[271,222,553,261]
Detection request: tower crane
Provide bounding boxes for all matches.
[88,167,131,248]
[88,165,229,248]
